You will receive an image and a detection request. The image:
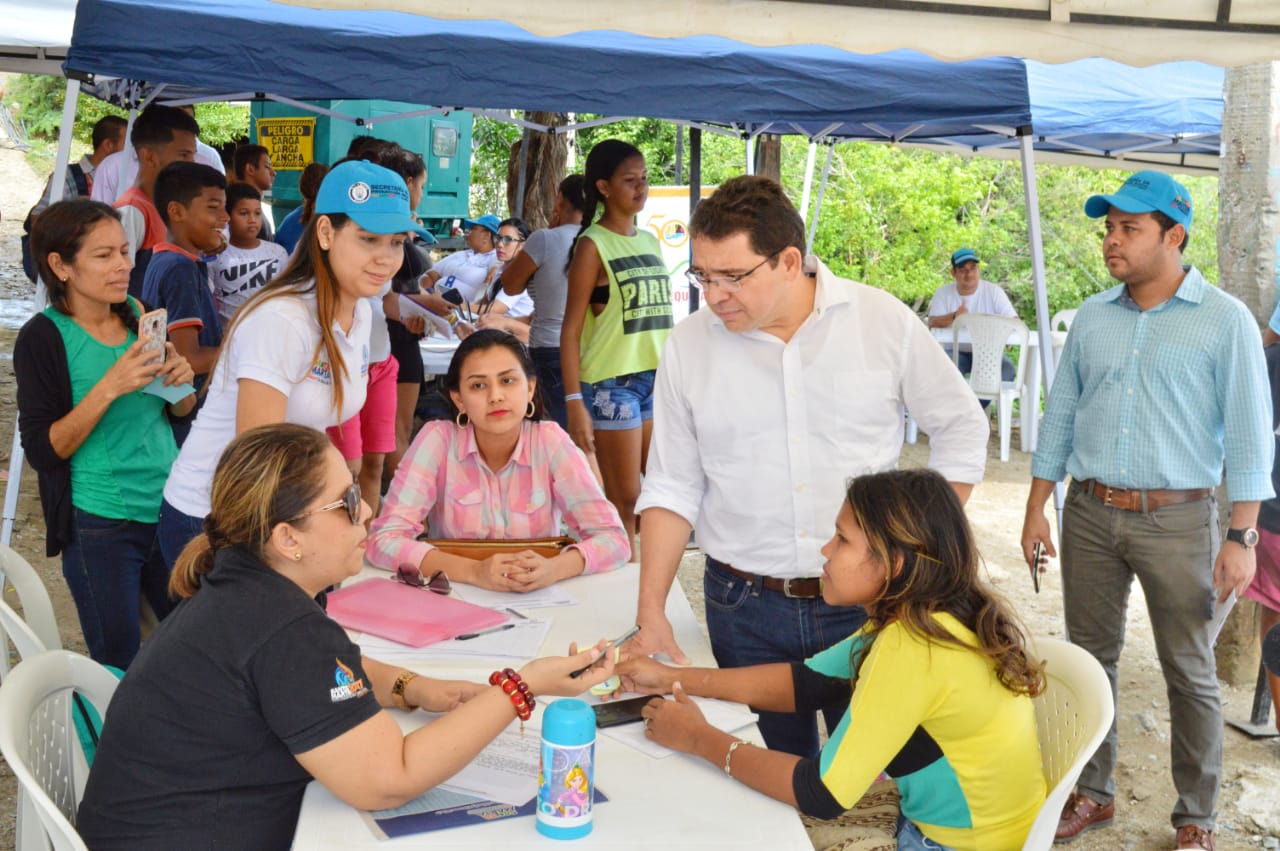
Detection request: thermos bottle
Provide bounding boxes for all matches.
[536,698,595,839]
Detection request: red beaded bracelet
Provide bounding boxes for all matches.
[489,669,536,724]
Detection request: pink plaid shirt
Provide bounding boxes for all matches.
[367,420,629,574]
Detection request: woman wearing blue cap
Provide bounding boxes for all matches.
[156,160,432,565]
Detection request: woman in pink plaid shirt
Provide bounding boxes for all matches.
[368,330,629,591]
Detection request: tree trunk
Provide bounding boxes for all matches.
[1216,62,1279,687]
[754,134,782,183]
[506,112,568,230]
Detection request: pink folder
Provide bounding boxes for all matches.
[326,578,508,647]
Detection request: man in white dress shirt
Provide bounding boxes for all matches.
[632,176,989,756]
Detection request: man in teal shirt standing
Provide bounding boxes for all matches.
[1021,171,1273,851]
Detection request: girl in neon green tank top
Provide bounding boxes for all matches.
[562,140,673,555]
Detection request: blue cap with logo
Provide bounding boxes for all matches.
[951,248,980,268]
[314,160,433,241]
[462,214,502,235]
[1084,170,1193,230]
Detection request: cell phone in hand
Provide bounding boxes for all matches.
[592,695,651,729]
[138,309,167,365]
[1030,542,1043,594]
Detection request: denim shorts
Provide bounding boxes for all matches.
[580,370,656,431]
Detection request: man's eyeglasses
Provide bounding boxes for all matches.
[290,481,362,525]
[394,564,452,595]
[494,235,526,246]
[684,249,781,293]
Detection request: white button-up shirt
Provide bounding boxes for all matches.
[636,256,989,578]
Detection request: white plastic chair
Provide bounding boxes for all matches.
[1021,638,1114,851]
[0,650,119,851]
[1,545,63,675]
[952,313,1029,461]
[1050,308,1078,333]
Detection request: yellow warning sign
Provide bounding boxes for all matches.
[256,117,316,171]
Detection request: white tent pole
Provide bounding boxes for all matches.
[1017,132,1065,545]
[744,127,755,176]
[806,143,834,253]
[2,77,81,549]
[799,140,817,225]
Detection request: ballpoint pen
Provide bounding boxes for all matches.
[456,623,516,641]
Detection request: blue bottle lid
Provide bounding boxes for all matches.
[541,698,594,747]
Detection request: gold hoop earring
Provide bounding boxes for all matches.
[525,401,536,419]
[456,411,470,428]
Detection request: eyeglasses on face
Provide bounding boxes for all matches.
[685,249,782,293]
[494,235,526,245]
[289,481,362,526]
[394,564,452,595]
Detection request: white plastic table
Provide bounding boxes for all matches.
[290,567,812,850]
[420,338,461,378]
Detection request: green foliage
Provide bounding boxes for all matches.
[470,116,522,215]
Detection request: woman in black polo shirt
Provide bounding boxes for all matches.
[77,423,616,849]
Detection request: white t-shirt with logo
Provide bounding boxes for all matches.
[163,290,371,518]
[927,279,1018,346]
[208,240,291,325]
[432,249,498,304]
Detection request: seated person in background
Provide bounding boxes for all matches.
[274,161,328,255]
[368,329,629,591]
[208,183,290,326]
[927,247,1018,390]
[408,213,500,321]
[113,105,201,298]
[77,423,618,849]
[230,144,278,241]
[617,468,1046,851]
[474,217,535,343]
[141,162,228,394]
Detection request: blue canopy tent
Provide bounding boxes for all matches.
[0,0,1225,544]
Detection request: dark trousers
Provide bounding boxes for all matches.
[61,508,173,669]
[157,498,206,571]
[531,346,567,431]
[704,556,867,757]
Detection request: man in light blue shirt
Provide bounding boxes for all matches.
[1021,171,1273,851]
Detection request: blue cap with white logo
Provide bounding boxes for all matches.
[314,160,433,240]
[1084,170,1193,230]
[462,214,502,235]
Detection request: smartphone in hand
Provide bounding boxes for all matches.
[592,695,651,729]
[1030,542,1043,594]
[139,309,167,365]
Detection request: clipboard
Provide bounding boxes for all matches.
[327,578,507,647]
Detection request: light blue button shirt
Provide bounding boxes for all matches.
[1032,266,1275,503]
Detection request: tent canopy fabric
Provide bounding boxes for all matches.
[291,0,1280,67]
[0,0,75,75]
[63,0,1223,167]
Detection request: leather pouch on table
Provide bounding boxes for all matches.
[423,536,575,561]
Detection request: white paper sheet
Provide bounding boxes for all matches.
[598,695,759,759]
[438,726,543,806]
[451,582,577,610]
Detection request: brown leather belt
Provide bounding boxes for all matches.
[713,560,824,599]
[1076,479,1211,513]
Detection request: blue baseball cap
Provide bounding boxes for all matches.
[1085,170,1193,230]
[462,214,502,235]
[951,248,979,268]
[314,160,432,241]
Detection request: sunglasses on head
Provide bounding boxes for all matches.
[290,481,362,525]
[394,564,452,595]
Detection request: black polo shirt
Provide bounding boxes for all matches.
[78,547,380,850]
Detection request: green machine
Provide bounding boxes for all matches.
[249,100,473,240]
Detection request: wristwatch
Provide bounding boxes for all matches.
[391,670,419,711]
[1226,527,1259,549]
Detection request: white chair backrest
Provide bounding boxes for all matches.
[0,650,119,851]
[1021,637,1115,850]
[0,545,62,662]
[953,313,1029,398]
[1050,308,1078,332]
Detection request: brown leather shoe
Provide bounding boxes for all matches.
[1176,825,1215,850]
[1054,792,1114,843]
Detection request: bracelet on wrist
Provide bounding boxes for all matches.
[490,668,536,731]
[723,739,752,778]
[447,311,460,326]
[391,670,419,711]
[564,392,584,402]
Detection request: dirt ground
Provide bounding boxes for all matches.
[0,138,1276,849]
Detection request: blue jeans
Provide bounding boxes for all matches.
[158,498,206,571]
[530,347,567,431]
[897,815,956,850]
[703,557,867,757]
[60,508,173,669]
[580,371,655,431]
